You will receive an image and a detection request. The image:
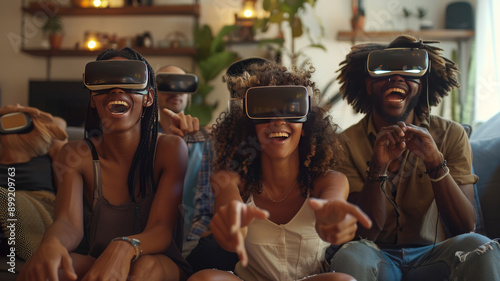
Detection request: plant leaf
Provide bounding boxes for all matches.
[185,103,213,127]
[199,51,238,82]
[194,24,214,61]
[269,11,286,23]
[210,25,239,54]
[309,43,326,51]
[257,38,284,48]
[291,17,303,38]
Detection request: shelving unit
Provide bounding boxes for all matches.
[20,1,200,78]
[336,29,474,42]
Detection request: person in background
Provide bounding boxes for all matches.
[185,58,269,272]
[329,35,500,280]
[0,104,67,261]
[188,60,371,281]
[156,65,209,256]
[18,47,192,281]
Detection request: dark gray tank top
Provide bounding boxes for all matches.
[78,139,192,276]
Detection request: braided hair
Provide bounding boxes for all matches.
[84,47,159,201]
[337,35,460,117]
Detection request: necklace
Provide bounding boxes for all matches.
[262,181,298,203]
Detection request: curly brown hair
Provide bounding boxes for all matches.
[212,61,345,199]
[337,35,460,117]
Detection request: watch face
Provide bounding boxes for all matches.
[130,238,141,246]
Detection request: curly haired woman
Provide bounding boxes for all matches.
[188,60,371,281]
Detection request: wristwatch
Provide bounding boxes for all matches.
[111,237,142,262]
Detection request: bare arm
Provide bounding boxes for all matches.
[209,170,269,266]
[19,141,88,281]
[405,124,476,235]
[348,124,408,240]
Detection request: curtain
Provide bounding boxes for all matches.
[474,0,500,124]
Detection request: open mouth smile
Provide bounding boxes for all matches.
[384,87,407,103]
[107,100,130,115]
[268,131,290,141]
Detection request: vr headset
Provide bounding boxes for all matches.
[156,73,198,94]
[244,86,310,123]
[367,48,429,79]
[84,60,149,95]
[0,112,34,135]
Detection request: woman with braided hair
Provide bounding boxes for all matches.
[18,47,192,281]
[188,60,371,281]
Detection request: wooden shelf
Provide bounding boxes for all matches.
[21,47,197,57]
[23,4,200,16]
[337,29,474,42]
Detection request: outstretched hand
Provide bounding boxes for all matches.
[162,108,200,137]
[309,198,372,245]
[210,200,269,267]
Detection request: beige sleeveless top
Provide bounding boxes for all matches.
[234,194,330,281]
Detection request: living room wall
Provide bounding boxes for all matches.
[0,0,476,129]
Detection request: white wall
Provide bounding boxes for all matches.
[0,0,476,129]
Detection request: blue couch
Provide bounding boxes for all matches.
[470,112,500,239]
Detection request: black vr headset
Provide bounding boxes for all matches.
[242,85,310,123]
[0,112,34,135]
[367,48,429,81]
[84,60,149,95]
[156,73,198,94]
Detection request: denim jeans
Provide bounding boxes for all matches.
[330,233,500,281]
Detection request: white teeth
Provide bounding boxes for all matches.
[268,132,290,139]
[107,100,130,114]
[108,100,129,108]
[385,88,406,96]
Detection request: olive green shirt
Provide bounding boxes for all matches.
[339,113,478,246]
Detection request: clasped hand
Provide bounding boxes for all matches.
[373,121,442,168]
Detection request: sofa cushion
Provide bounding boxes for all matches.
[470,112,500,239]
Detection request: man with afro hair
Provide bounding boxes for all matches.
[329,35,500,280]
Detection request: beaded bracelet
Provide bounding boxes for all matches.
[425,159,447,179]
[366,166,388,182]
[429,166,450,182]
[111,237,142,262]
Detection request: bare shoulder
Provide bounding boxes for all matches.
[156,133,186,151]
[56,139,93,165]
[155,134,188,168]
[315,170,348,183]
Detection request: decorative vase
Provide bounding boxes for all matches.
[49,34,63,50]
[351,15,365,31]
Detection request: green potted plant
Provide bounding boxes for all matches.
[42,15,64,50]
[417,6,433,30]
[186,23,239,126]
[253,0,325,69]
